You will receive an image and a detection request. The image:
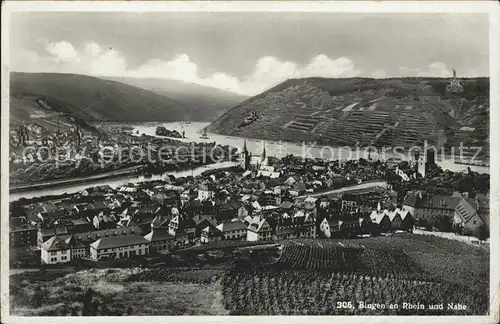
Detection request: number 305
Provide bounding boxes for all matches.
[336,301,353,309]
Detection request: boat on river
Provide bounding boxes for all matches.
[200,128,209,139]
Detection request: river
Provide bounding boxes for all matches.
[132,122,490,174]
[10,121,489,201]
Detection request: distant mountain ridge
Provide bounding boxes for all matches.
[104,77,248,121]
[10,72,193,123]
[207,77,489,155]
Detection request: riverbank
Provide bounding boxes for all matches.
[9,161,239,202]
[9,165,143,194]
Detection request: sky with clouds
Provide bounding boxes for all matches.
[10,12,489,96]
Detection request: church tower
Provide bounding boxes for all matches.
[414,151,426,178]
[75,124,82,152]
[240,139,250,170]
[260,141,269,167]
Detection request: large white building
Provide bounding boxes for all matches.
[246,218,273,241]
[89,235,150,260]
[217,220,247,240]
[41,235,72,264]
[143,228,175,254]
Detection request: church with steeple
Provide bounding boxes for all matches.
[240,139,268,171]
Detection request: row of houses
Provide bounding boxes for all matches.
[40,226,174,264]
[39,190,488,265]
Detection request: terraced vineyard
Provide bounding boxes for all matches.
[207,77,489,151]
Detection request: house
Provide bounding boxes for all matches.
[403,191,485,235]
[200,225,223,243]
[150,214,172,230]
[168,215,196,245]
[257,166,280,178]
[246,218,273,241]
[398,209,414,232]
[151,190,179,207]
[279,201,294,211]
[293,181,306,193]
[276,211,316,239]
[144,228,175,254]
[37,210,67,225]
[215,202,241,223]
[385,158,402,169]
[274,227,299,240]
[341,194,359,211]
[10,219,38,248]
[318,218,343,238]
[93,213,118,230]
[37,225,68,248]
[63,217,95,234]
[286,176,297,186]
[258,194,279,208]
[242,215,261,227]
[90,235,150,260]
[216,220,247,240]
[81,185,113,196]
[41,226,144,261]
[41,235,71,264]
[474,193,490,229]
[198,183,215,201]
[370,210,392,232]
[237,205,249,219]
[339,219,363,238]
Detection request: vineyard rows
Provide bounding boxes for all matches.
[277,243,428,280]
[220,267,488,315]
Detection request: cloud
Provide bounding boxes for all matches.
[399,62,452,78]
[124,54,360,95]
[235,55,361,94]
[13,40,362,95]
[88,48,127,76]
[16,40,463,96]
[85,43,102,57]
[44,41,79,62]
[372,69,387,79]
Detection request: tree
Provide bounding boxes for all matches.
[476,224,489,241]
[31,285,43,308]
[434,216,453,232]
[82,288,95,316]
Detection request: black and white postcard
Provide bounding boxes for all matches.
[1,1,499,323]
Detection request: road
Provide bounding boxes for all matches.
[295,180,388,198]
[9,268,41,275]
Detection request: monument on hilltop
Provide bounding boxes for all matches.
[446,69,464,93]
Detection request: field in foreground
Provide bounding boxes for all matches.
[10,233,489,316]
[10,268,228,316]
